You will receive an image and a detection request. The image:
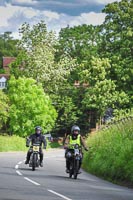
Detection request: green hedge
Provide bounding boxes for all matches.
[83,119,133,186]
[0,135,27,152]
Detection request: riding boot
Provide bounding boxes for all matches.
[40,152,43,167]
[25,151,31,164]
[78,161,82,174]
[66,160,70,173]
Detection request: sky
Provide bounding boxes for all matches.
[0,0,120,39]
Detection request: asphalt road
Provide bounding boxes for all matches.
[0,149,133,200]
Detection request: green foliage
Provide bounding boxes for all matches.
[4,1,133,134]
[0,32,18,67]
[10,21,77,134]
[8,76,57,136]
[0,90,9,129]
[81,57,129,119]
[56,25,102,131]
[0,135,61,152]
[53,88,79,131]
[57,24,101,83]
[57,24,100,63]
[0,135,27,152]
[56,0,133,131]
[47,141,62,148]
[0,68,5,73]
[83,118,133,185]
[100,0,133,101]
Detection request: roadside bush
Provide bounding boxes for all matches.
[82,118,133,186]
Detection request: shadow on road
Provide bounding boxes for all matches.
[41,174,95,183]
[18,167,36,171]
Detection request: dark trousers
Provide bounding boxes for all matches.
[26,148,43,163]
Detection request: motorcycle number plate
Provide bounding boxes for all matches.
[75,149,79,154]
[33,146,39,151]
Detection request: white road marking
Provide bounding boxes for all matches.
[15,165,18,169]
[24,177,40,186]
[18,161,23,165]
[16,170,22,176]
[48,189,72,200]
[14,155,71,200]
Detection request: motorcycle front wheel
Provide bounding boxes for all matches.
[74,159,79,179]
[32,153,37,171]
[69,161,73,178]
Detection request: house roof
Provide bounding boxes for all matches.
[3,57,16,67]
[0,74,10,79]
[0,76,6,81]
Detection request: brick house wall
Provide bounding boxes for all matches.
[0,57,15,89]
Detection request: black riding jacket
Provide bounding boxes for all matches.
[26,133,47,149]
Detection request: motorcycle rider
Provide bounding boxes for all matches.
[25,126,47,167]
[64,125,88,173]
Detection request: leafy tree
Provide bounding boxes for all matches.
[57,24,101,81]
[8,3,133,134]
[80,57,129,122]
[10,21,77,135]
[10,21,75,93]
[8,76,57,137]
[56,3,132,129]
[55,25,102,132]
[100,0,133,104]
[52,84,79,133]
[0,32,18,67]
[57,24,100,60]
[0,90,9,131]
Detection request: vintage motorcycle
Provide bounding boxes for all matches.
[68,144,82,179]
[29,143,40,171]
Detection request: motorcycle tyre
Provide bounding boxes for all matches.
[74,159,79,179]
[32,153,37,171]
[69,162,73,178]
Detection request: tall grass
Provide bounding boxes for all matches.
[0,135,27,152]
[0,135,62,152]
[82,118,133,186]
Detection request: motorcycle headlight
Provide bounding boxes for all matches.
[75,144,79,149]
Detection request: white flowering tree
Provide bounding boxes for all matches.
[11,21,75,93]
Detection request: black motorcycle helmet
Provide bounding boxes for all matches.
[35,126,42,134]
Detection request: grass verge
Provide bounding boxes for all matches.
[82,119,133,188]
[0,135,62,152]
[0,135,27,152]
